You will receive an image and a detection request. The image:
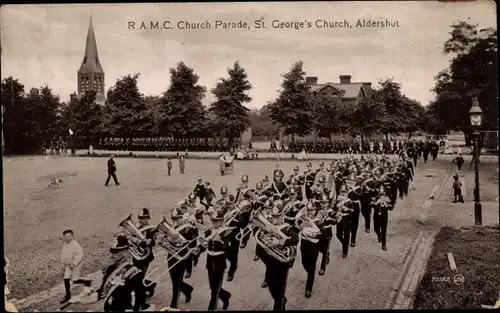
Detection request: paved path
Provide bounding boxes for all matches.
[14,163,448,311]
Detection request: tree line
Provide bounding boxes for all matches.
[2,21,495,155]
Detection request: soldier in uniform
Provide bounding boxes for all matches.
[304,162,317,201]
[372,187,394,250]
[335,196,354,258]
[265,169,288,200]
[201,208,236,311]
[167,207,197,308]
[260,201,299,311]
[287,165,300,186]
[349,182,364,247]
[299,201,324,298]
[133,208,157,311]
[317,195,336,276]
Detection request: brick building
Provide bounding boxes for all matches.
[306,75,372,106]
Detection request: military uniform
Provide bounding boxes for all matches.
[299,202,324,298]
[261,202,299,311]
[204,209,236,311]
[167,207,196,308]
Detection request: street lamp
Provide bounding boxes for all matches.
[468,97,483,227]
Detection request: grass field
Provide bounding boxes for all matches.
[413,227,500,309]
[3,155,341,299]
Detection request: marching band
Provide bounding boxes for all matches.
[76,153,416,312]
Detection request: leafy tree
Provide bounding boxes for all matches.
[209,61,252,146]
[376,78,406,137]
[160,62,207,137]
[250,107,279,138]
[311,95,343,138]
[103,74,153,139]
[399,97,426,138]
[430,21,497,144]
[144,95,162,136]
[22,86,62,151]
[2,77,28,154]
[268,61,313,141]
[70,90,103,145]
[348,90,386,149]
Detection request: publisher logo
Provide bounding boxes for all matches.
[453,274,465,285]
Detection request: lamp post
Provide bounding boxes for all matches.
[468,97,483,227]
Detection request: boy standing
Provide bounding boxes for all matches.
[452,175,464,203]
[60,230,84,303]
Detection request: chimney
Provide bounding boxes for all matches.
[306,76,318,85]
[339,75,351,84]
[362,82,372,90]
[70,93,78,102]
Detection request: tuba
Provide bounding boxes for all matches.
[118,214,152,261]
[143,217,195,288]
[294,208,322,242]
[101,261,141,308]
[251,211,297,263]
[155,217,190,256]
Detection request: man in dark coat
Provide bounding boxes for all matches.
[105,155,120,186]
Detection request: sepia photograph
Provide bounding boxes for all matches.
[2,1,498,312]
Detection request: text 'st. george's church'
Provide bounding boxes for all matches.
[77,16,105,105]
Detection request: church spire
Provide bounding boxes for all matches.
[78,15,104,74]
[77,15,105,104]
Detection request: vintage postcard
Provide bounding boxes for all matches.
[1,1,498,312]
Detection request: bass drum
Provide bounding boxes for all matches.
[102,262,141,312]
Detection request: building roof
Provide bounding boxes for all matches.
[78,16,104,74]
[310,82,369,99]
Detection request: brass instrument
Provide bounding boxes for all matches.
[143,217,200,287]
[102,261,140,307]
[294,208,322,243]
[118,214,152,261]
[248,210,296,263]
[335,199,354,222]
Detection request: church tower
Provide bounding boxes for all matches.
[77,15,105,105]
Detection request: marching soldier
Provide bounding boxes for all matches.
[133,208,157,311]
[286,165,301,186]
[262,175,271,188]
[201,208,236,311]
[347,186,362,248]
[304,162,316,201]
[283,187,304,269]
[317,195,336,276]
[167,207,197,308]
[335,196,354,258]
[372,187,394,251]
[360,175,375,233]
[299,201,324,298]
[184,194,202,278]
[422,140,430,163]
[226,199,251,281]
[265,169,288,200]
[260,201,299,311]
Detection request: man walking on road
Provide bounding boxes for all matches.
[105,155,120,186]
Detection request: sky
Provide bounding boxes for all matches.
[1,1,497,109]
